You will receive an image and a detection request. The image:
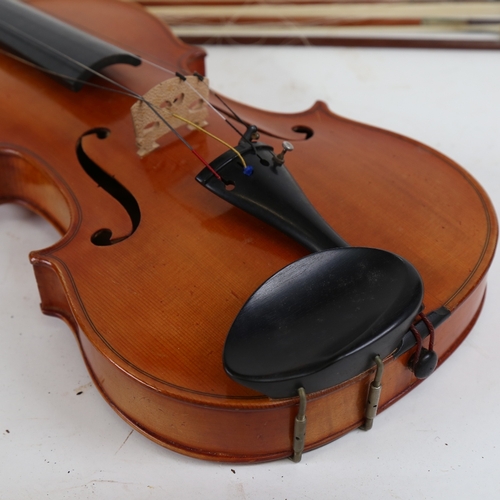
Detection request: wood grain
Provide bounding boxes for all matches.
[0,0,496,461]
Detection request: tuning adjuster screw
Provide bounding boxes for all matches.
[274,141,294,165]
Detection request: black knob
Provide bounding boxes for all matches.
[412,348,438,379]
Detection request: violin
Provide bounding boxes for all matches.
[0,0,496,463]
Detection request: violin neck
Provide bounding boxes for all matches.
[0,0,140,91]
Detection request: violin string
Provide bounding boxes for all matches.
[1,9,259,153]
[2,12,249,137]
[6,5,247,138]
[129,57,250,162]
[140,57,252,144]
[205,86,246,129]
[0,45,224,179]
[0,47,136,98]
[140,58,259,158]
[0,18,142,98]
[139,56,257,151]
[1,15,257,164]
[0,19,250,180]
[171,112,246,168]
[141,58,225,121]
[192,71,259,152]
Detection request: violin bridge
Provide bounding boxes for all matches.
[131,75,209,157]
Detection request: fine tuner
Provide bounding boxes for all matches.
[275,140,294,165]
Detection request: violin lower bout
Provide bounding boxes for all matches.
[33,254,487,462]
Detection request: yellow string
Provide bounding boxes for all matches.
[171,113,247,168]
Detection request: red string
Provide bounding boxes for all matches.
[410,309,436,370]
[419,311,435,352]
[410,325,423,369]
[191,149,222,181]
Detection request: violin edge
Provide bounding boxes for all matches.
[64,277,488,462]
[0,0,497,463]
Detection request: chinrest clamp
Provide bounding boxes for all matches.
[291,387,307,463]
[361,355,384,431]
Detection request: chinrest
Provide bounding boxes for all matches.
[224,248,423,398]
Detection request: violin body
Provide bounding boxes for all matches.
[0,0,496,462]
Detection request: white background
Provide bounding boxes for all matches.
[1,44,500,499]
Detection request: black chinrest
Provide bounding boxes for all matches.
[223,248,423,398]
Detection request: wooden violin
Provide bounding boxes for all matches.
[0,0,496,462]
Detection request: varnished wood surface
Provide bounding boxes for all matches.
[0,0,497,464]
[2,32,500,499]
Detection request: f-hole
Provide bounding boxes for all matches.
[292,125,314,140]
[76,128,141,246]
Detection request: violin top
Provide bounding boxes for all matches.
[0,0,497,468]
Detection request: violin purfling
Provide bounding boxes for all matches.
[0,0,496,462]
